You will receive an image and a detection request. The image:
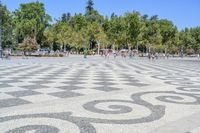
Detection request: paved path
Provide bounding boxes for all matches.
[0,56,200,133]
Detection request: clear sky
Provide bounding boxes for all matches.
[1,0,200,30]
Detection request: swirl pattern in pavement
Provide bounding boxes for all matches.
[0,57,200,132]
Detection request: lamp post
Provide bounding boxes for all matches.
[0,1,3,59]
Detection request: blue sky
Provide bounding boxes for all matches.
[1,0,200,30]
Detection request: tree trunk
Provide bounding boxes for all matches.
[128,44,131,51]
[60,45,63,51]
[165,47,167,55]
[98,42,100,55]
[112,43,115,50]
[51,43,53,51]
[64,44,66,52]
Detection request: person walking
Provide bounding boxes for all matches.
[148,53,151,60]
[84,49,87,58]
[114,52,117,59]
[155,52,158,59]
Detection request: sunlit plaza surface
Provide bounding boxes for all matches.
[0,56,200,133]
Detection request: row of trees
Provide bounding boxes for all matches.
[1,0,200,54]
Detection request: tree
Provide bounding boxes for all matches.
[142,14,148,21]
[190,27,200,53]
[71,29,89,53]
[69,13,87,31]
[143,19,162,53]
[61,13,67,22]
[86,22,100,49]
[124,12,144,50]
[66,13,71,21]
[0,0,199,55]
[61,13,71,22]
[13,1,51,46]
[43,26,55,50]
[85,0,103,23]
[0,3,14,49]
[150,15,158,21]
[158,19,177,53]
[111,12,117,19]
[179,28,196,55]
[54,21,72,51]
[18,36,38,53]
[85,0,94,16]
[107,16,125,50]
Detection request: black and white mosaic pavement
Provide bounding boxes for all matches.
[0,56,200,133]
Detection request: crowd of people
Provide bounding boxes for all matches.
[1,48,200,60]
[100,50,135,59]
[98,49,200,60]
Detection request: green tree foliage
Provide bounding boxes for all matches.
[43,26,55,50]
[1,0,200,55]
[0,3,14,49]
[71,29,89,53]
[61,13,71,22]
[124,12,144,50]
[106,16,125,50]
[69,13,87,31]
[85,0,94,16]
[13,1,51,45]
[85,0,103,23]
[143,18,163,53]
[61,13,67,22]
[18,36,38,52]
[54,21,72,50]
[190,27,200,53]
[158,19,177,52]
[179,28,196,54]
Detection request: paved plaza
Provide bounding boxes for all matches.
[0,56,200,133]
